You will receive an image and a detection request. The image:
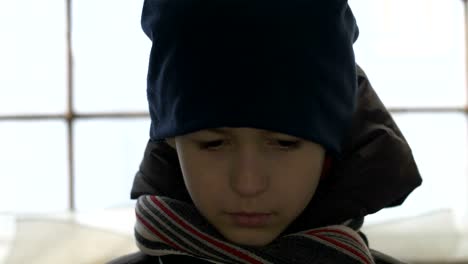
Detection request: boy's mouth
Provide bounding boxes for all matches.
[227,212,273,228]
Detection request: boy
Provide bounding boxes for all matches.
[110,0,422,263]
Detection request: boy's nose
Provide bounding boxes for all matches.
[229,148,269,197]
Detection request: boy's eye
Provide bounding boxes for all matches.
[274,140,301,149]
[197,139,301,150]
[198,140,225,150]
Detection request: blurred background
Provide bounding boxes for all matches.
[0,0,467,263]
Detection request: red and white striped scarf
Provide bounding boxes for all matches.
[135,195,375,264]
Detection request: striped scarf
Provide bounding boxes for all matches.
[135,196,375,264]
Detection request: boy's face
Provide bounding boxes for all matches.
[167,127,325,246]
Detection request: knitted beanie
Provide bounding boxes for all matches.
[141,0,359,156]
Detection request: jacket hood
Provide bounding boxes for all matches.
[130,65,423,230]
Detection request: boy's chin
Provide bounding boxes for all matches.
[218,226,282,247]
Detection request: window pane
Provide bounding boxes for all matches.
[73,0,151,113]
[0,121,68,213]
[365,113,468,227]
[0,1,67,114]
[350,0,466,107]
[74,119,150,211]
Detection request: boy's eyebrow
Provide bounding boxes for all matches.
[204,128,292,137]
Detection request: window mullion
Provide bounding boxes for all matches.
[66,0,75,212]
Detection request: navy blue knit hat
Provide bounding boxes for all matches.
[141,0,359,156]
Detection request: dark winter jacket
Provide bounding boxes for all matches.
[108,66,422,264]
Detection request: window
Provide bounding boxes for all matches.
[350,0,468,228]
[1,0,467,232]
[0,0,150,213]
